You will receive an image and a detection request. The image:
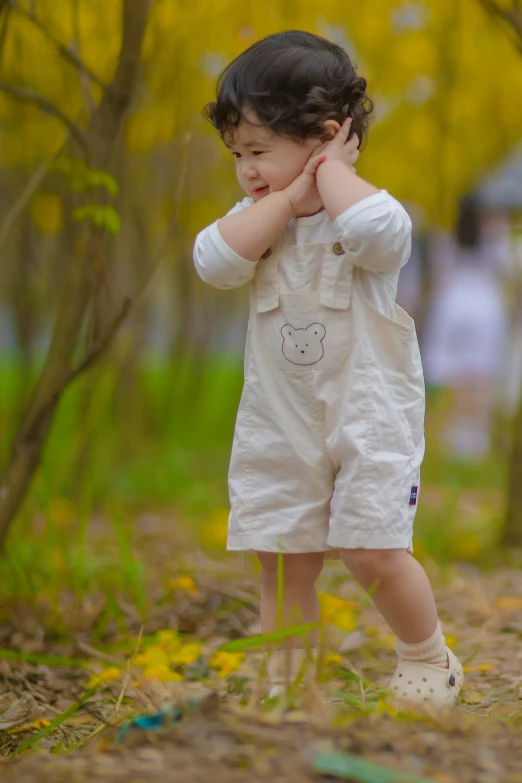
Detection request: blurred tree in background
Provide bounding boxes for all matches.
[0,0,150,542]
[476,0,522,544]
[0,0,522,545]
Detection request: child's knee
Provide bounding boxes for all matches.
[257,551,324,588]
[340,548,407,587]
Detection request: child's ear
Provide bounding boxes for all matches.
[323,119,341,139]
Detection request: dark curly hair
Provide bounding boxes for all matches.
[203,30,373,148]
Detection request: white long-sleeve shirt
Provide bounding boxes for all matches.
[194,190,412,320]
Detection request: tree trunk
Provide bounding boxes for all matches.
[0,0,150,547]
[504,368,522,546]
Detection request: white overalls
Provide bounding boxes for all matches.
[194,191,425,554]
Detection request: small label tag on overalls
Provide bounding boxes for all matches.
[409,486,418,506]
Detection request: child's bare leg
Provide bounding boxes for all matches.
[257,551,324,645]
[256,551,324,684]
[339,549,438,642]
[340,548,463,706]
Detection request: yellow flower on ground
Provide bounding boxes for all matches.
[167,575,199,595]
[156,630,183,658]
[8,718,51,735]
[142,665,184,683]
[156,629,179,643]
[319,593,358,633]
[209,651,245,677]
[88,666,123,688]
[464,662,496,674]
[135,647,171,670]
[170,642,202,666]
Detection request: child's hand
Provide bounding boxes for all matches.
[319,118,360,171]
[282,149,327,217]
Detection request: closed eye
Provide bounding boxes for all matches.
[232,151,265,158]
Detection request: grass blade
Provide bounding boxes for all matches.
[13,688,98,755]
[314,750,436,783]
[220,622,320,651]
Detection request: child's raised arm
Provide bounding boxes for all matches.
[316,120,412,274]
[194,192,294,290]
[194,193,291,289]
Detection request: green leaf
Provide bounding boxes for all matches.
[314,750,436,783]
[71,169,119,196]
[71,204,121,234]
[220,622,320,651]
[0,647,88,668]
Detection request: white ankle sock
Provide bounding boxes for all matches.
[395,621,448,668]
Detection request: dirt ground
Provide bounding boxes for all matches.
[1,528,522,782]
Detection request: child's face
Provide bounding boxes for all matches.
[224,110,321,202]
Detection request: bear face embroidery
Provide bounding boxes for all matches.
[281,323,326,365]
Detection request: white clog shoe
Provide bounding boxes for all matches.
[389,647,463,709]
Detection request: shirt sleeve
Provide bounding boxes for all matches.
[333,190,412,274]
[193,197,259,289]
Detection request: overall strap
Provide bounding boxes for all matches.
[319,242,354,310]
[255,239,354,313]
[255,240,281,313]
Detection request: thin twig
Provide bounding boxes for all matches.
[49,297,132,397]
[12,3,109,90]
[134,132,192,307]
[0,82,88,152]
[476,0,522,53]
[19,297,132,447]
[113,627,143,722]
[73,692,111,726]
[0,134,69,252]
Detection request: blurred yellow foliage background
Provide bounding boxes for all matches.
[2,0,522,226]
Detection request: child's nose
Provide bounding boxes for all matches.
[244,162,258,178]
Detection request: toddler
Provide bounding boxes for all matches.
[194,30,463,708]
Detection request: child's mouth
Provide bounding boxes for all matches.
[253,186,269,197]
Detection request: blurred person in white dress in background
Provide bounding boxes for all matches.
[422,194,512,459]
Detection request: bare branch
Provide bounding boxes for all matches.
[12,4,109,90]
[0,134,69,252]
[136,132,191,305]
[476,0,522,53]
[18,297,132,447]
[0,82,89,152]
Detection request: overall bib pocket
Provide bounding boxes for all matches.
[256,292,351,370]
[254,243,354,371]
